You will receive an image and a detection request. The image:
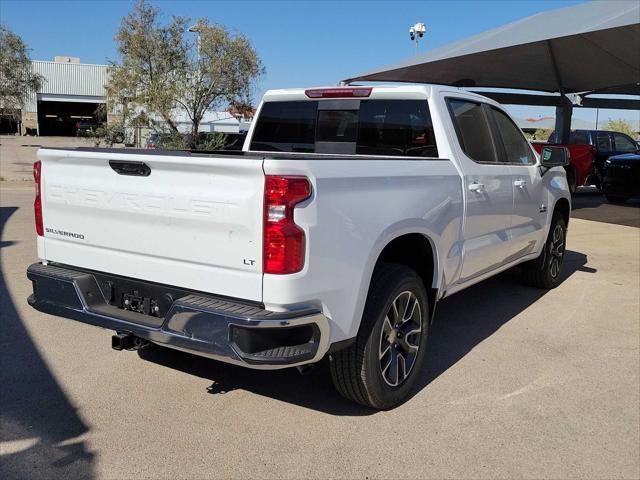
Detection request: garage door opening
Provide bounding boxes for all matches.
[0,116,19,135]
[37,101,102,136]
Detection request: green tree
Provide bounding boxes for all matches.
[603,118,636,137]
[0,25,43,117]
[107,0,263,147]
[176,19,263,139]
[107,1,187,133]
[533,128,553,142]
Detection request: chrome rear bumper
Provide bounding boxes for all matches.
[27,263,330,369]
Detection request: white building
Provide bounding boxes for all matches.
[18,57,109,136]
[7,56,251,137]
[172,110,251,134]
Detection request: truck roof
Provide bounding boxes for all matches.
[262,84,496,103]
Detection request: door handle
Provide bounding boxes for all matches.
[109,160,151,177]
[468,182,485,193]
[514,179,527,188]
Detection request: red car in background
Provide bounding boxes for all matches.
[531,142,593,194]
[532,129,639,194]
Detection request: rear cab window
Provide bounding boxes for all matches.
[250,101,316,153]
[250,98,438,157]
[548,130,590,145]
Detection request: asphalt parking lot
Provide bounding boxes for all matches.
[572,187,640,228]
[1,184,639,479]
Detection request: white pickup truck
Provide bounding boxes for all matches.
[28,85,571,409]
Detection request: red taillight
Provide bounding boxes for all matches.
[263,176,311,274]
[305,87,372,99]
[33,160,43,236]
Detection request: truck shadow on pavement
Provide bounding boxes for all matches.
[139,249,592,415]
[415,249,592,402]
[570,188,640,228]
[0,206,95,479]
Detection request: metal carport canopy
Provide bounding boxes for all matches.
[343,1,640,96]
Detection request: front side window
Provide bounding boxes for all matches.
[613,133,638,153]
[491,108,536,165]
[447,99,498,163]
[250,99,438,157]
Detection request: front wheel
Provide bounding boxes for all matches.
[329,263,429,410]
[521,214,567,289]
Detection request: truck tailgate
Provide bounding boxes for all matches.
[37,148,264,301]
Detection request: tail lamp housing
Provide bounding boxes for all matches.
[263,176,311,274]
[34,160,43,236]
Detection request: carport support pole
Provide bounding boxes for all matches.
[555,98,573,144]
[546,40,573,144]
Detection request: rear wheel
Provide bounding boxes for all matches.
[521,213,567,289]
[605,195,628,204]
[329,263,429,409]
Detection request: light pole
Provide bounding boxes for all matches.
[409,22,427,55]
[188,23,202,62]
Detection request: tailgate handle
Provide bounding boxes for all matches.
[109,160,151,177]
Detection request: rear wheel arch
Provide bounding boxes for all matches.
[330,262,432,409]
[371,233,439,322]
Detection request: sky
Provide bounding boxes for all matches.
[1,0,638,128]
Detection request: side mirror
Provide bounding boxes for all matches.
[540,146,570,168]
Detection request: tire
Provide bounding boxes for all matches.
[521,213,567,289]
[605,195,628,204]
[329,263,429,410]
[594,171,603,192]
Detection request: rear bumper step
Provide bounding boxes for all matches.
[27,263,330,369]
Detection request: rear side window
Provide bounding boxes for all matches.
[491,108,536,165]
[250,99,438,157]
[447,99,498,163]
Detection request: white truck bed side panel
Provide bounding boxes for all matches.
[262,158,463,343]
